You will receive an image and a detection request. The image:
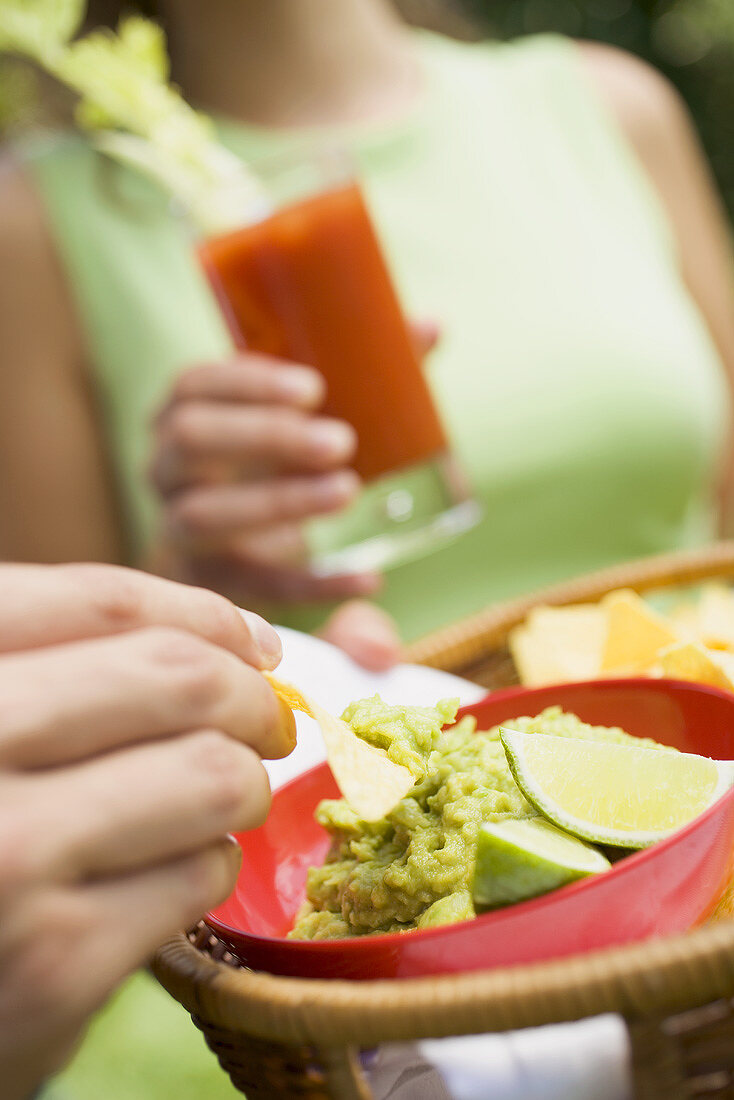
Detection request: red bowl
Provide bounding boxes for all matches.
[207,678,734,980]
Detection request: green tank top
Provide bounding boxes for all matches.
[33,31,729,1100]
[24,32,728,643]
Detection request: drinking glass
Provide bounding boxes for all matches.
[195,146,480,575]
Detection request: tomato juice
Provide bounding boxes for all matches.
[198,182,447,483]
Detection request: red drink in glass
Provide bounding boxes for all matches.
[196,149,479,574]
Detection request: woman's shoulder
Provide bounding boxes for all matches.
[415,28,581,83]
[422,31,690,241]
[0,141,85,381]
[9,127,95,174]
[0,143,53,265]
[577,39,682,115]
[0,129,102,232]
[420,29,688,145]
[0,131,90,260]
[576,41,695,188]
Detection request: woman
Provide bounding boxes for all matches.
[1,0,733,656]
[1,2,733,1096]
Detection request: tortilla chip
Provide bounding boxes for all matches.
[509,622,562,687]
[659,641,734,692]
[716,650,734,680]
[265,675,314,719]
[694,585,734,651]
[509,604,606,686]
[265,674,415,821]
[600,590,679,673]
[667,601,701,638]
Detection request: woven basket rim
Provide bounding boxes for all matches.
[153,541,734,1046]
[153,918,734,1045]
[404,540,734,668]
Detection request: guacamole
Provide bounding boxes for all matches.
[290,700,657,940]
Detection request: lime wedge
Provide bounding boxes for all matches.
[500,728,734,849]
[473,817,610,908]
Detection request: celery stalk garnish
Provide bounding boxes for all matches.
[0,0,269,232]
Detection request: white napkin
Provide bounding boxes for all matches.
[365,1016,631,1100]
[265,626,633,1100]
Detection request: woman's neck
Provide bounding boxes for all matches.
[160,0,422,128]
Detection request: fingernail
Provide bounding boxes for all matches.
[308,420,356,461]
[276,368,323,405]
[351,572,383,595]
[275,695,298,755]
[313,470,360,506]
[225,833,243,867]
[240,610,282,669]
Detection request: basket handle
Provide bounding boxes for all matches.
[321,1045,373,1099]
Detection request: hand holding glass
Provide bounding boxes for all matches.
[197,149,479,575]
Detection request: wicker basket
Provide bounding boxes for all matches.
[152,542,734,1100]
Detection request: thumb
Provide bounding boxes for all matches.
[319,600,403,672]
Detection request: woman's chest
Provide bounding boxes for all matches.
[359,150,729,509]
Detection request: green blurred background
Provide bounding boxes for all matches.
[1,0,732,217]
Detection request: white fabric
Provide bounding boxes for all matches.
[417,1015,631,1100]
[263,626,633,1100]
